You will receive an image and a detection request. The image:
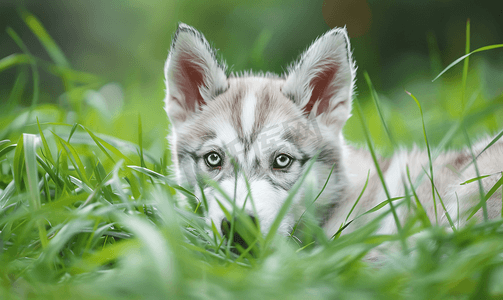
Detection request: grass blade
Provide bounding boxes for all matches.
[127,165,197,199]
[53,134,89,185]
[264,155,317,249]
[364,71,395,145]
[20,9,70,68]
[332,170,370,239]
[345,170,370,225]
[467,173,503,220]
[72,239,141,273]
[0,144,16,160]
[463,128,488,221]
[422,167,456,231]
[406,90,438,223]
[460,175,491,185]
[363,196,405,215]
[406,166,431,228]
[0,181,16,208]
[290,163,336,236]
[36,154,64,190]
[23,134,41,211]
[37,118,54,165]
[115,213,174,283]
[0,53,30,72]
[354,99,403,235]
[82,126,133,165]
[138,114,146,168]
[432,43,503,82]
[474,129,503,161]
[23,134,48,248]
[6,68,28,113]
[13,135,25,192]
[0,140,11,148]
[67,123,79,142]
[7,27,39,110]
[461,18,470,110]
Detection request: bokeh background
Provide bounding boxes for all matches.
[1,0,503,157]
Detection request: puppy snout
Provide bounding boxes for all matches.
[220,215,258,254]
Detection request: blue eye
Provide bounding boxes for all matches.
[273,154,292,169]
[204,152,222,168]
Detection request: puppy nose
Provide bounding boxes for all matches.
[220,215,258,254]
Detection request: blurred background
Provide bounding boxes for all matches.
[0,0,502,157]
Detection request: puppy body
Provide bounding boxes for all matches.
[164,24,503,238]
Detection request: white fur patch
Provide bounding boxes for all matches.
[241,92,257,136]
[213,120,239,149]
[205,175,294,235]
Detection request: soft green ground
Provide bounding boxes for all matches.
[1,11,503,300]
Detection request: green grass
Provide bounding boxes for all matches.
[1,12,503,300]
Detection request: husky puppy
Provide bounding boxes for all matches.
[164,23,503,240]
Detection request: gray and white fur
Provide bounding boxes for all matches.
[164,23,503,238]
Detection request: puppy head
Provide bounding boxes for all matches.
[164,24,355,237]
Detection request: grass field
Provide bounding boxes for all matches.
[1,11,503,299]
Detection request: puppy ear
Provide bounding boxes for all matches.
[164,23,228,128]
[282,27,356,130]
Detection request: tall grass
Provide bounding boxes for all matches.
[1,11,503,300]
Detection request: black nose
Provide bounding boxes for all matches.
[220,215,258,254]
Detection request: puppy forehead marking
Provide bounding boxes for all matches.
[199,77,305,158]
[211,119,239,148]
[241,92,257,136]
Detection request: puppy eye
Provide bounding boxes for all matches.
[273,154,293,169]
[204,152,222,168]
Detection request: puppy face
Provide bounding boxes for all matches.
[164,24,355,236]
